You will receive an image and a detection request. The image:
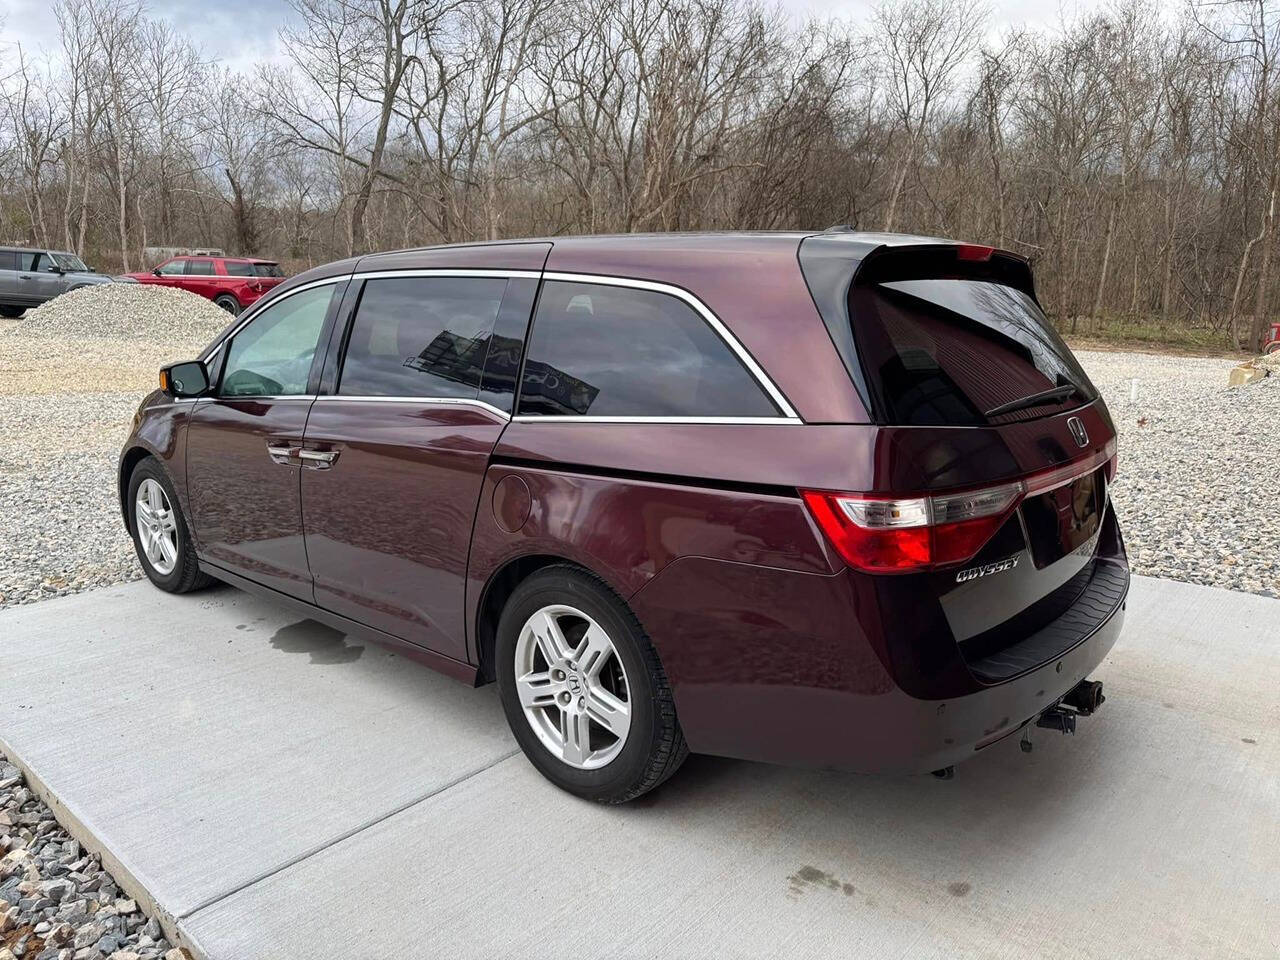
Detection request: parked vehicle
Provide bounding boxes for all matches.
[124,255,286,316]
[0,246,112,317]
[1265,322,1279,354]
[118,231,1128,802]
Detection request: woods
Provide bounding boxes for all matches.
[2,0,1279,348]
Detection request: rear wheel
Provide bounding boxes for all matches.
[214,294,241,316]
[1266,340,1280,355]
[0,305,24,319]
[127,457,213,593]
[496,566,687,803]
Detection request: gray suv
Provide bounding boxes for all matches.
[0,246,112,317]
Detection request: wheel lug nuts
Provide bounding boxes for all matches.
[553,669,565,681]
[558,692,571,705]
[577,696,585,710]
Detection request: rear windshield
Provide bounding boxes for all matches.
[849,278,1096,426]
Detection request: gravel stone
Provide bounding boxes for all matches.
[0,754,187,960]
[1079,350,1280,598]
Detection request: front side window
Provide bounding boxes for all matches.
[220,285,335,397]
[156,260,186,276]
[51,253,88,272]
[338,277,507,398]
[186,259,215,276]
[517,280,778,418]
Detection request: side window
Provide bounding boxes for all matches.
[0,251,16,271]
[517,281,779,418]
[224,261,254,277]
[219,285,335,398]
[337,277,507,398]
[186,259,215,276]
[156,260,186,276]
[15,252,38,271]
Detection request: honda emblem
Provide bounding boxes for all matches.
[1067,416,1089,448]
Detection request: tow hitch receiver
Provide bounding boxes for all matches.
[1035,707,1077,735]
[1022,678,1106,752]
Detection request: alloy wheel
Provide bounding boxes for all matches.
[135,478,179,576]
[513,604,632,770]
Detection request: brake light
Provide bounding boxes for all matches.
[802,481,1023,573]
[955,244,995,262]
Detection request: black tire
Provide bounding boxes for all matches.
[0,305,24,319]
[496,565,688,803]
[214,294,241,316]
[127,457,214,594]
[1266,341,1280,355]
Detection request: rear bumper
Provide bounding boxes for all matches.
[633,550,1128,774]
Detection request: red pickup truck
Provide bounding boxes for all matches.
[126,256,286,316]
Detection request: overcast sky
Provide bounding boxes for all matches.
[0,0,1122,73]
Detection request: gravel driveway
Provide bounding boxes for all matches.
[1,304,1276,606]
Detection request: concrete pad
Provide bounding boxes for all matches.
[3,576,1278,958]
[0,581,517,922]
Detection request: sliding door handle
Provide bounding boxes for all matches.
[266,443,299,465]
[298,448,340,469]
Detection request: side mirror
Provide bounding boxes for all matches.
[152,267,163,276]
[47,264,64,274]
[159,360,210,398]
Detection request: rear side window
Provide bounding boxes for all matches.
[223,261,254,277]
[338,276,507,398]
[849,278,1096,426]
[0,251,15,270]
[254,263,285,278]
[517,280,778,418]
[186,259,215,276]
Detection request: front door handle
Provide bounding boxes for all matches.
[266,442,299,465]
[298,449,340,469]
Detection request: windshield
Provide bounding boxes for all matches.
[849,278,1096,426]
[51,252,90,272]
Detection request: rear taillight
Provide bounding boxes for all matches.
[802,481,1023,574]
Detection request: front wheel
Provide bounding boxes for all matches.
[1266,340,1280,355]
[496,566,688,803]
[127,457,213,593]
[0,305,24,319]
[214,294,241,316]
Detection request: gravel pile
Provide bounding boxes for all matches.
[1,756,188,960]
[1079,349,1280,597]
[21,285,230,343]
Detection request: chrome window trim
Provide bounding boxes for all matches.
[539,271,800,421]
[201,266,802,423]
[313,395,510,420]
[353,268,542,282]
[195,395,319,402]
[510,415,798,425]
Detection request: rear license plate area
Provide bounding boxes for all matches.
[1020,468,1104,568]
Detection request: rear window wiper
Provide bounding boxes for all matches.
[985,384,1081,418]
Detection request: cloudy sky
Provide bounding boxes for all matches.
[1,0,1117,72]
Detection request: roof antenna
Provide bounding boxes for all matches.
[825,224,855,233]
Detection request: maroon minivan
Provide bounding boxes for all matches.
[119,231,1126,802]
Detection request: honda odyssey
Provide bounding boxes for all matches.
[118,231,1127,802]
